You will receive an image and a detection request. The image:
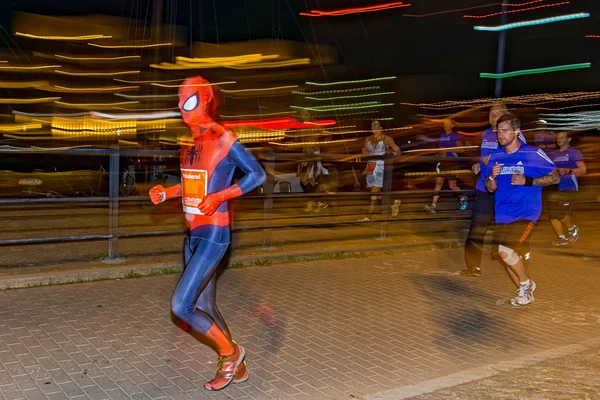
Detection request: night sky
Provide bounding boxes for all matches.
[1,0,599,102]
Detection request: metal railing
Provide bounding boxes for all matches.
[0,146,478,260]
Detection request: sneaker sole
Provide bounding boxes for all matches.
[424,207,436,214]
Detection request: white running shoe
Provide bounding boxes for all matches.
[510,280,536,307]
[567,225,579,243]
[424,204,437,214]
[391,200,401,217]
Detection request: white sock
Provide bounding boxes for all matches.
[520,279,530,286]
[559,235,567,239]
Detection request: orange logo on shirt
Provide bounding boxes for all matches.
[181,168,207,215]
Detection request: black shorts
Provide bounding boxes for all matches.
[547,189,578,220]
[493,220,535,256]
[437,159,461,180]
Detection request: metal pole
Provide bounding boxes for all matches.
[494,0,509,98]
[106,145,120,260]
[262,150,275,249]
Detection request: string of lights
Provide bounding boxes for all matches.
[306,77,395,86]
[464,2,571,19]
[403,0,545,18]
[293,86,380,95]
[480,63,591,78]
[300,2,410,17]
[305,92,395,101]
[474,13,590,31]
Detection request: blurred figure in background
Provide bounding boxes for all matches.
[359,120,401,221]
[547,131,586,246]
[424,118,468,214]
[534,119,555,150]
[461,103,527,278]
[297,140,331,212]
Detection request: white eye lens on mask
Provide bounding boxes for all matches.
[182,92,199,112]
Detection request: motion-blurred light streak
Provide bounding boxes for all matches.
[474,13,590,31]
[300,2,410,17]
[480,63,591,78]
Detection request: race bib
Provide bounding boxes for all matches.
[181,168,207,215]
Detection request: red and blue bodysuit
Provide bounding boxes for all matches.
[149,76,265,391]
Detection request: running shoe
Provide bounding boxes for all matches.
[459,197,468,211]
[304,200,316,212]
[204,343,246,391]
[390,199,401,217]
[314,202,329,212]
[424,204,437,214]
[567,225,579,243]
[460,268,481,277]
[510,280,536,307]
[552,237,569,247]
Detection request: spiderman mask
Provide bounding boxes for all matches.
[178,76,217,137]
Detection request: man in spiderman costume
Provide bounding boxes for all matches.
[149,76,265,391]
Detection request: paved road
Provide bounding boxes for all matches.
[1,237,600,399]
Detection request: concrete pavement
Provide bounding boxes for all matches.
[1,230,600,399]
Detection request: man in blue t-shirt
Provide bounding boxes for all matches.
[424,119,468,214]
[547,131,587,246]
[485,113,559,306]
[461,103,527,278]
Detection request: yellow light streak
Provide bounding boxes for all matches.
[112,106,178,111]
[0,65,61,70]
[0,80,47,89]
[269,138,357,146]
[88,42,172,49]
[114,93,178,99]
[150,81,236,88]
[55,70,140,77]
[40,85,140,93]
[0,97,60,104]
[305,92,395,101]
[114,78,184,84]
[16,32,112,40]
[54,100,139,110]
[177,54,273,63]
[228,58,310,70]
[221,85,298,94]
[0,123,43,131]
[54,54,141,61]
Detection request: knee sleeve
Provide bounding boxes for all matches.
[498,245,520,266]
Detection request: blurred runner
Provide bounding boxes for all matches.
[424,119,468,214]
[547,131,586,246]
[359,120,401,221]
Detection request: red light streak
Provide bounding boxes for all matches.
[222,117,337,130]
[464,2,570,19]
[585,35,600,38]
[300,1,410,17]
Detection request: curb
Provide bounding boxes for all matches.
[0,238,462,290]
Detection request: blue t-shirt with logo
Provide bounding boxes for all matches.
[476,128,527,192]
[549,147,583,191]
[485,144,555,224]
[439,131,461,157]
